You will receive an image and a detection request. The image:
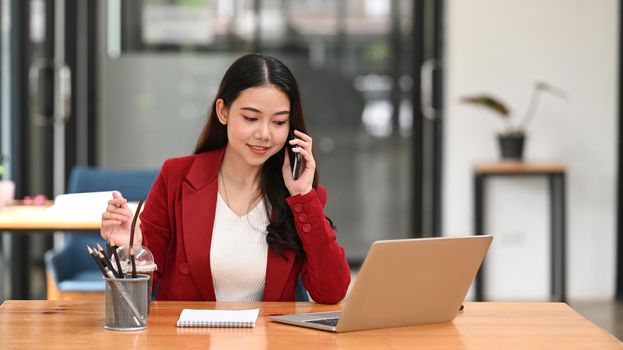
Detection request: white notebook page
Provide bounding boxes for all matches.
[176,309,260,328]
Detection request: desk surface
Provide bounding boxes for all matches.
[0,204,100,231]
[0,300,620,349]
[475,161,566,174]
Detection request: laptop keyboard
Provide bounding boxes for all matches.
[304,317,340,327]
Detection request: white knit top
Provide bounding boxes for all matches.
[210,193,269,301]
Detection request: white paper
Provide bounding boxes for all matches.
[48,191,138,221]
[177,308,259,328]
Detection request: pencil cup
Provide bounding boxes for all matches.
[104,274,150,331]
[115,245,157,312]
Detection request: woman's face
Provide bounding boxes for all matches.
[217,85,291,168]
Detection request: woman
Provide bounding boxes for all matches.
[100,54,350,304]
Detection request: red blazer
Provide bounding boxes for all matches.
[140,148,351,304]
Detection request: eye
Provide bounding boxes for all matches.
[243,116,257,122]
[273,120,287,126]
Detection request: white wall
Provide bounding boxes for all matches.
[445,0,618,300]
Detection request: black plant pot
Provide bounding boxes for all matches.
[498,134,525,160]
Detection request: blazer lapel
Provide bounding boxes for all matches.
[181,149,225,301]
[264,246,296,301]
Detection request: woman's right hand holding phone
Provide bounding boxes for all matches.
[283,129,315,196]
[100,191,141,246]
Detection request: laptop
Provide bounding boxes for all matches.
[270,235,492,332]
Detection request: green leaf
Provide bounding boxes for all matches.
[535,81,567,99]
[460,95,510,117]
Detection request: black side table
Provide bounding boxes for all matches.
[474,161,567,302]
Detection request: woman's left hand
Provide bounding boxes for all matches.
[282,129,315,196]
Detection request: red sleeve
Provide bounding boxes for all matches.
[286,185,351,304]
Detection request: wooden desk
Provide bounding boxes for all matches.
[474,161,567,302]
[0,301,620,349]
[0,202,100,231]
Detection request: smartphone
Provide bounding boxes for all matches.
[288,131,303,180]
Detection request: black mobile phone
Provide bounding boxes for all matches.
[288,131,303,180]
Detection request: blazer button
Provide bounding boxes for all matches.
[298,214,307,222]
[294,204,303,213]
[302,224,312,233]
[179,262,190,275]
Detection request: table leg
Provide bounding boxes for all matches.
[559,173,567,302]
[549,173,566,302]
[2,234,30,299]
[474,173,485,301]
[549,175,557,301]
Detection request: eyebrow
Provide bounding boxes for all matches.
[241,107,290,116]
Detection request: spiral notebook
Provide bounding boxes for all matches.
[176,309,260,328]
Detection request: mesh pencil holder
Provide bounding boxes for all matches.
[104,274,150,331]
[115,245,157,308]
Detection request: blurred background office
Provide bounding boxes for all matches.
[0,0,622,338]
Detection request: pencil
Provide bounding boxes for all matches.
[88,246,119,324]
[97,243,120,278]
[87,246,108,277]
[90,248,118,280]
[110,238,124,278]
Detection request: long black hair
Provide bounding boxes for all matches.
[194,53,319,257]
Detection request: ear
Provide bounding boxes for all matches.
[215,99,229,125]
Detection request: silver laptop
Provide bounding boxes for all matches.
[270,235,492,332]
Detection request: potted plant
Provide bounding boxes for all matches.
[0,155,15,207]
[460,81,567,160]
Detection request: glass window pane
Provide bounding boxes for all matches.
[101,0,415,262]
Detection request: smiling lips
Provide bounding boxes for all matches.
[248,144,270,155]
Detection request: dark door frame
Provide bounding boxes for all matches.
[3,0,97,299]
[65,0,98,169]
[412,0,444,238]
[5,0,57,299]
[7,0,34,300]
[616,0,623,303]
